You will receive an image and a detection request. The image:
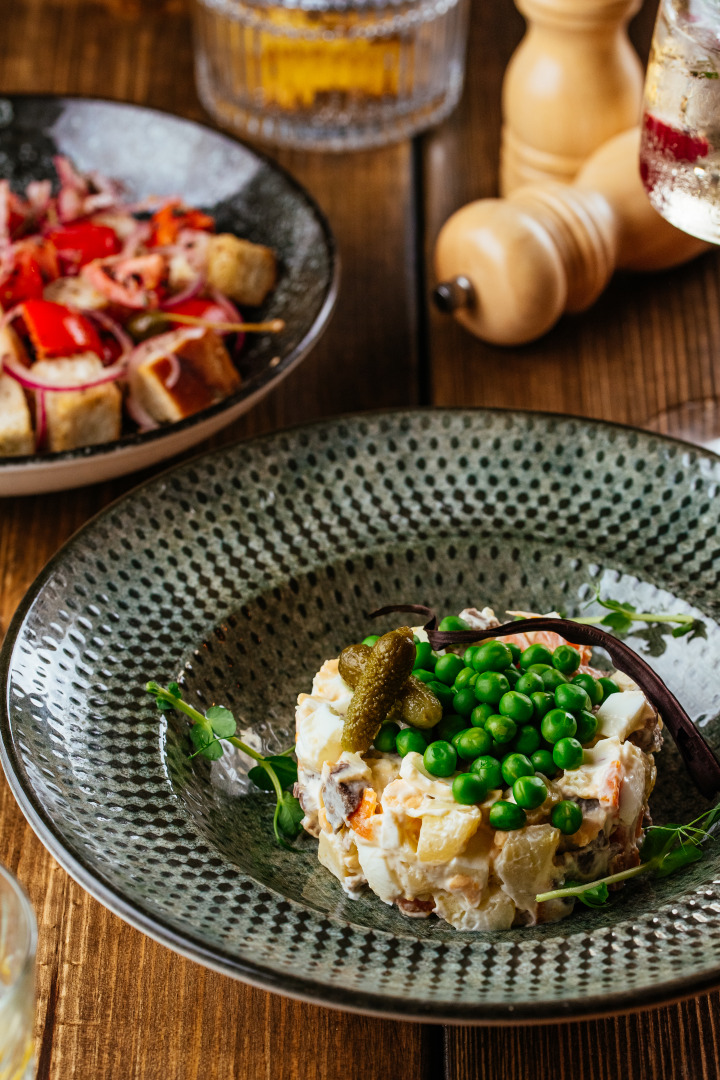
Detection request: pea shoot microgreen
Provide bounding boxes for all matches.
[573,586,701,638]
[146,681,303,849]
[536,804,720,906]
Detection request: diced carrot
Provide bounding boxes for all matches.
[348,787,378,839]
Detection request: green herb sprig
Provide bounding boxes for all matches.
[572,586,700,638]
[537,805,720,906]
[146,682,303,848]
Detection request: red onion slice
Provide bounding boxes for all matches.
[161,274,205,309]
[125,392,159,431]
[2,353,126,393]
[35,391,46,447]
[163,353,181,389]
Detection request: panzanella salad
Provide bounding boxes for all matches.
[0,158,281,455]
[294,608,668,931]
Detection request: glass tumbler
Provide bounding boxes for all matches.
[0,866,36,1080]
[192,0,471,150]
[640,0,720,242]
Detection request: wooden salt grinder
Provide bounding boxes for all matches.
[434,128,711,347]
[501,0,644,195]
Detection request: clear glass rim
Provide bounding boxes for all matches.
[0,864,37,996]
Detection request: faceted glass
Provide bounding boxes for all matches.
[192,0,470,150]
[0,866,36,1080]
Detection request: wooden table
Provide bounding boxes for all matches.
[2,0,720,1076]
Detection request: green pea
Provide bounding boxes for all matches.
[598,677,621,700]
[554,682,591,714]
[519,644,554,670]
[374,722,400,752]
[488,801,527,831]
[438,616,471,632]
[426,680,455,712]
[474,670,510,705]
[513,724,541,756]
[498,690,534,723]
[452,772,489,805]
[541,668,570,691]
[413,641,436,672]
[531,749,559,777]
[470,702,494,728]
[575,709,599,745]
[551,800,583,835]
[469,755,503,788]
[540,709,577,744]
[361,634,379,647]
[462,645,480,667]
[503,667,521,688]
[552,644,581,674]
[471,640,514,673]
[434,653,465,686]
[501,752,534,786]
[436,714,466,742]
[490,739,505,758]
[531,691,555,718]
[454,687,478,718]
[507,642,521,665]
[453,666,478,691]
[396,728,427,756]
[485,714,517,745]
[553,737,583,771]
[512,774,548,810]
[453,726,493,761]
[412,668,436,684]
[572,672,603,706]
[423,739,457,777]
[516,670,544,696]
[528,663,552,675]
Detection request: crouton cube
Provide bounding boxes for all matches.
[129,328,240,424]
[31,353,122,452]
[206,234,277,306]
[0,373,34,455]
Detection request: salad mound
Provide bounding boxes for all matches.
[294,607,662,930]
[0,158,280,455]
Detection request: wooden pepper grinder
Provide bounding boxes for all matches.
[434,128,711,347]
[500,0,644,195]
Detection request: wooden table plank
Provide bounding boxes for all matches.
[422,0,720,431]
[0,1,435,1077]
[419,0,720,1076]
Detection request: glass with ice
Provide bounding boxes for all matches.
[640,0,720,242]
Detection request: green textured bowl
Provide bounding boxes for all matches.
[3,408,720,1022]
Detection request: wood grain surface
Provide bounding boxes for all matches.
[1,0,719,1077]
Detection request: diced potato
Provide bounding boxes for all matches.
[354,838,401,902]
[295,699,345,774]
[417,807,481,864]
[206,234,277,306]
[318,830,361,888]
[433,887,516,931]
[494,823,561,912]
[32,354,122,452]
[129,329,240,424]
[0,373,34,455]
[596,689,654,741]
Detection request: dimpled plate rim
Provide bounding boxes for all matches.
[3,406,720,1024]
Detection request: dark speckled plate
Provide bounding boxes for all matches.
[3,409,720,1022]
[0,96,337,496]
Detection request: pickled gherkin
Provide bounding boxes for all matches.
[338,639,442,733]
[341,628,417,752]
